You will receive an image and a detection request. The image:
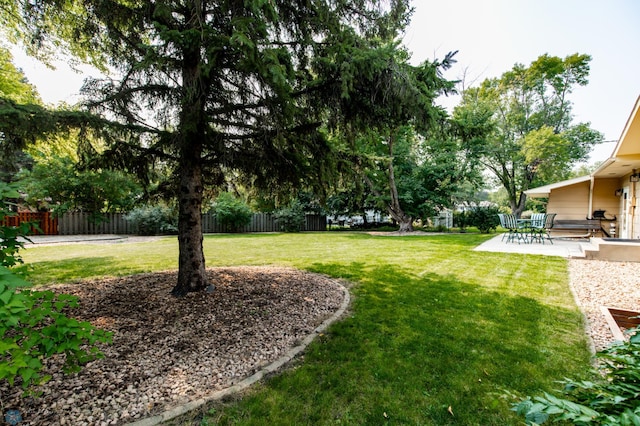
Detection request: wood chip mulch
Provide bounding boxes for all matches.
[0,267,345,426]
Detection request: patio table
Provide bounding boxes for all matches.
[516,219,532,243]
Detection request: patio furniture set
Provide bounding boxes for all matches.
[498,213,556,244]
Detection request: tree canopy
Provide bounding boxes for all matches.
[324,43,488,231]
[2,0,413,294]
[456,53,603,216]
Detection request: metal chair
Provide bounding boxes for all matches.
[542,213,556,244]
[529,213,546,243]
[498,213,527,244]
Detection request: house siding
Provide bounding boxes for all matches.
[548,181,590,219]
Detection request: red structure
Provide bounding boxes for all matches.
[2,212,59,235]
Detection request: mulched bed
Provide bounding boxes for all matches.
[0,267,345,425]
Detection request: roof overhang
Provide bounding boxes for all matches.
[593,95,640,178]
[526,94,640,198]
[525,175,592,198]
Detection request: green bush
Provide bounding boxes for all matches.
[125,204,178,235]
[468,206,501,233]
[453,210,471,232]
[513,328,640,425]
[274,201,305,232]
[0,183,32,268]
[211,193,252,232]
[0,183,111,392]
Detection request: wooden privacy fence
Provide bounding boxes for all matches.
[56,212,326,235]
[1,212,58,235]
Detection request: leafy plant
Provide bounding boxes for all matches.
[0,183,112,392]
[513,328,640,425]
[468,206,501,233]
[0,267,112,390]
[453,210,471,232]
[125,204,178,235]
[0,182,33,268]
[274,200,305,232]
[211,193,252,232]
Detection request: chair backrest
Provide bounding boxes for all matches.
[497,214,506,228]
[544,213,556,229]
[502,213,518,230]
[530,213,545,228]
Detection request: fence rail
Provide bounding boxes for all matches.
[55,212,326,235]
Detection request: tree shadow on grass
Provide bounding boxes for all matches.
[207,261,592,426]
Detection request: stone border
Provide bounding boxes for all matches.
[126,278,351,426]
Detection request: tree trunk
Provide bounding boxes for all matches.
[171,31,209,296]
[387,132,414,233]
[171,145,208,296]
[511,192,527,219]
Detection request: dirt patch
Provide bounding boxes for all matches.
[0,267,346,425]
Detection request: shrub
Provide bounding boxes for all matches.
[0,268,112,390]
[211,193,252,232]
[453,210,471,232]
[274,201,305,232]
[468,206,501,233]
[513,328,640,425]
[125,204,178,235]
[0,183,33,268]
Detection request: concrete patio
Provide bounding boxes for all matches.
[474,234,587,258]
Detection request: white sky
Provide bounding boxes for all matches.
[10,0,640,165]
[403,0,640,163]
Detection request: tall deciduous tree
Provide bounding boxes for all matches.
[3,0,411,295]
[326,44,486,231]
[456,53,603,217]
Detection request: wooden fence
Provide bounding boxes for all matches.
[1,212,58,235]
[55,212,326,235]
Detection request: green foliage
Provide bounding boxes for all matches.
[211,193,252,232]
[0,267,112,390]
[453,210,471,231]
[457,53,604,216]
[0,185,111,392]
[0,182,32,267]
[514,328,640,425]
[0,47,40,104]
[274,201,305,232]
[468,206,501,233]
[18,155,142,219]
[125,204,177,236]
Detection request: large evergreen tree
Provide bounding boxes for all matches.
[2,0,411,295]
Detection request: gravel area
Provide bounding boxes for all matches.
[0,267,346,426]
[568,259,640,351]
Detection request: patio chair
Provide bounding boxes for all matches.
[498,213,527,244]
[529,213,546,243]
[497,214,509,241]
[542,213,556,244]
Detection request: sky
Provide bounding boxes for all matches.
[402,0,640,163]
[9,0,640,165]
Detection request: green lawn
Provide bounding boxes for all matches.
[23,232,592,425]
